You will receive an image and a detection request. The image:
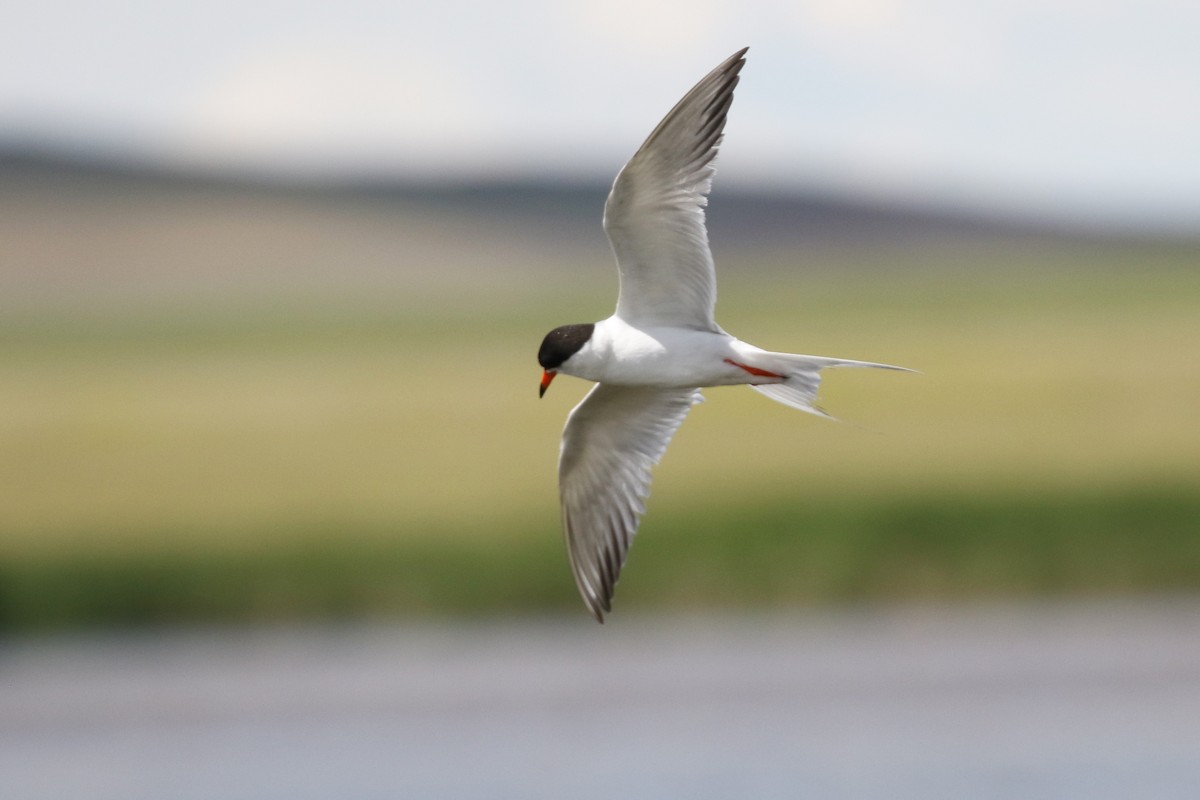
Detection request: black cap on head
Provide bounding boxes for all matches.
[538,323,594,370]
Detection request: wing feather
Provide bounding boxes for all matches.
[603,48,748,330]
[558,384,701,621]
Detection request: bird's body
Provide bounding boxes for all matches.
[538,48,911,621]
[558,319,777,389]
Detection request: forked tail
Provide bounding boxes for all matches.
[749,352,913,418]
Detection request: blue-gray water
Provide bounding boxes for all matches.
[3,600,1199,800]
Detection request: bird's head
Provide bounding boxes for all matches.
[537,323,595,397]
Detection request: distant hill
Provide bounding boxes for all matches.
[1,145,1112,248]
[1,145,1192,308]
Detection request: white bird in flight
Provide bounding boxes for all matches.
[537,47,911,622]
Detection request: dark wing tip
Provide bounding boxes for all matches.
[564,511,618,623]
[581,575,611,623]
[631,46,749,156]
[589,602,607,624]
[719,47,750,79]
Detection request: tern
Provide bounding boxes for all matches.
[537,47,910,622]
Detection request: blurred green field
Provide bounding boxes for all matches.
[2,244,1198,628]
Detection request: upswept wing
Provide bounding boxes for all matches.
[558,384,702,621]
[603,48,748,331]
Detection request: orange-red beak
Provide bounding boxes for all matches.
[539,369,556,398]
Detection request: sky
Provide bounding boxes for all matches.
[4,0,1200,230]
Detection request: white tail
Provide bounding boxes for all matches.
[749,352,913,418]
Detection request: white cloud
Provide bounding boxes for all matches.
[783,0,1003,90]
[173,41,495,173]
[564,0,728,58]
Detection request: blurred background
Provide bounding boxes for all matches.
[2,2,1199,798]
